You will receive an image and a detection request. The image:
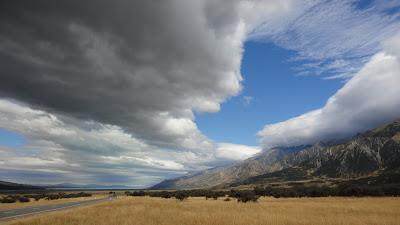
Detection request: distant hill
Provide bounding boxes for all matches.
[0,180,44,190]
[0,181,132,191]
[44,183,133,189]
[153,119,400,189]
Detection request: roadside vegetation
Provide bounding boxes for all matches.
[0,192,96,211]
[0,192,101,210]
[0,192,92,204]
[124,183,400,202]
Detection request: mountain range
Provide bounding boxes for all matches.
[153,119,400,190]
[42,183,133,189]
[0,180,44,190]
[0,181,134,191]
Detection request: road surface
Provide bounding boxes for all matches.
[0,197,112,221]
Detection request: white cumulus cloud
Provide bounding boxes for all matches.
[216,143,261,161]
[259,33,400,148]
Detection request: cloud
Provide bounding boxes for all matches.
[0,99,194,186]
[242,96,254,106]
[258,33,400,149]
[216,143,261,161]
[0,0,249,152]
[0,0,282,185]
[249,0,400,79]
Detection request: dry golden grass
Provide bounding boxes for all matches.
[0,194,106,210]
[5,196,400,225]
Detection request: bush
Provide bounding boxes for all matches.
[129,191,146,197]
[205,192,219,200]
[0,192,92,204]
[1,196,17,203]
[159,191,172,199]
[19,197,30,203]
[236,191,260,203]
[228,189,240,198]
[175,192,188,201]
[224,197,231,201]
[43,192,91,200]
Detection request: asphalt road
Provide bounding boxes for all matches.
[0,197,112,221]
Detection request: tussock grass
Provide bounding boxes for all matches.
[6,197,400,225]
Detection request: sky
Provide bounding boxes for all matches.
[0,0,399,187]
[197,41,343,146]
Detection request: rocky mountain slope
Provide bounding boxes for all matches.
[153,119,400,189]
[152,145,309,189]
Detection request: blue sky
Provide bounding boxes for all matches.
[0,128,25,148]
[197,41,343,146]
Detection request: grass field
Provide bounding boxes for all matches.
[5,197,400,225]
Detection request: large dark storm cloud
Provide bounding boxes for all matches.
[0,0,271,186]
[0,0,246,150]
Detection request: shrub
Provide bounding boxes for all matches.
[160,191,172,199]
[205,192,219,200]
[130,191,146,196]
[236,191,260,203]
[228,189,240,198]
[175,192,188,201]
[19,197,30,203]
[1,196,17,203]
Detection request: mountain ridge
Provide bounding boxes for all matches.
[153,119,400,189]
